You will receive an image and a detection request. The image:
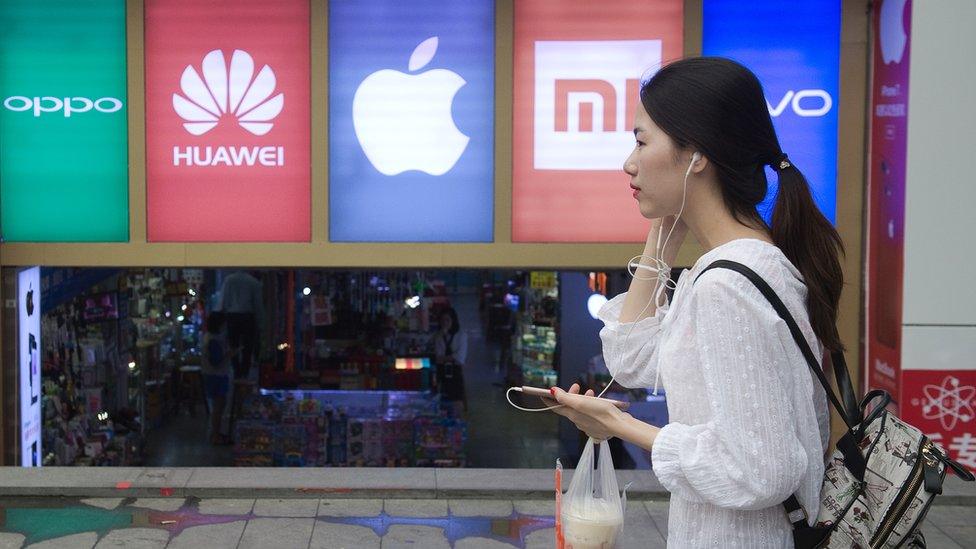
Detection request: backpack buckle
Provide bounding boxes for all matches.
[788,507,808,525]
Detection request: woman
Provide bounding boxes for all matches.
[434,307,469,416]
[545,57,839,547]
[202,311,235,445]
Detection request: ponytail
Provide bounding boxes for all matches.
[770,164,845,352]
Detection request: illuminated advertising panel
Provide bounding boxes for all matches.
[0,0,128,242]
[703,0,841,223]
[145,0,310,241]
[19,267,41,466]
[512,0,683,242]
[329,0,495,242]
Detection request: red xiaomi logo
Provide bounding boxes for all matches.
[512,0,683,242]
[554,78,640,133]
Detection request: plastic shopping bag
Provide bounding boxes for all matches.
[557,438,629,549]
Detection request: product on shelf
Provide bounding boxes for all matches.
[231,390,465,467]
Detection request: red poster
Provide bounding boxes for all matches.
[145,0,310,242]
[902,370,976,471]
[512,0,683,242]
[865,0,911,408]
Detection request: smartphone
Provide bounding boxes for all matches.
[516,386,630,411]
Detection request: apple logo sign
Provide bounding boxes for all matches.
[25,284,34,317]
[353,36,470,176]
[880,0,908,65]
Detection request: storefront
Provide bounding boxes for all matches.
[1,0,868,469]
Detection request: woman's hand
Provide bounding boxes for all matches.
[647,215,689,264]
[542,383,661,450]
[541,383,630,441]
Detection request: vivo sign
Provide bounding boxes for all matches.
[768,89,833,117]
[703,0,841,223]
[3,96,123,117]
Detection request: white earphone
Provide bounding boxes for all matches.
[504,149,704,412]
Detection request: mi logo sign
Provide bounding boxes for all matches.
[534,40,660,170]
[553,79,641,132]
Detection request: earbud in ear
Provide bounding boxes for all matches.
[692,152,702,163]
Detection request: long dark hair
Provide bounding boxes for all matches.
[641,57,844,351]
[440,307,460,337]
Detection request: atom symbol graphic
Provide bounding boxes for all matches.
[913,376,975,431]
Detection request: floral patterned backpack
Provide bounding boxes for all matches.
[699,261,975,548]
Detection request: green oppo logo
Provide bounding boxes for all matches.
[3,95,124,117]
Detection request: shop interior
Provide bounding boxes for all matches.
[3,267,667,469]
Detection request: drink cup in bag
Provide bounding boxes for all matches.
[559,438,629,549]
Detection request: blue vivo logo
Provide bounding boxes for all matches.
[704,0,841,223]
[329,0,494,242]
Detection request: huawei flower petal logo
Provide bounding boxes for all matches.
[172,49,283,136]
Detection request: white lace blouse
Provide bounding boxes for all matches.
[599,239,830,548]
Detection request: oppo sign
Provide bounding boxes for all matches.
[3,96,123,117]
[0,0,129,242]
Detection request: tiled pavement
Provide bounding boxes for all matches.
[0,497,973,548]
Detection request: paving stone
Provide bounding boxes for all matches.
[128,498,185,512]
[454,537,518,548]
[196,498,255,515]
[615,502,665,548]
[513,500,555,516]
[920,525,964,549]
[0,533,25,549]
[644,500,670,539]
[166,521,247,549]
[310,522,381,549]
[238,518,314,549]
[937,526,976,549]
[384,499,448,518]
[449,500,514,517]
[927,506,976,528]
[92,528,169,549]
[523,527,556,549]
[25,532,98,549]
[381,525,450,549]
[79,499,123,511]
[317,499,383,517]
[252,498,320,517]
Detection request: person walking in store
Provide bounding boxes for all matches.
[487,293,515,377]
[202,311,234,445]
[542,57,841,547]
[218,270,264,380]
[434,307,469,417]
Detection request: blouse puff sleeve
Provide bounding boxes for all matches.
[649,272,808,510]
[597,292,670,390]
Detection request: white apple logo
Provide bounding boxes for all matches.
[353,36,470,176]
[880,0,908,65]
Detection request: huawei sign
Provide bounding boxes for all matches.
[170,49,285,167]
[145,0,309,242]
[174,49,283,135]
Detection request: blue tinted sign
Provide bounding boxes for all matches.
[329,0,494,242]
[703,0,841,223]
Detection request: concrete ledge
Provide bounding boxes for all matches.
[0,467,972,504]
